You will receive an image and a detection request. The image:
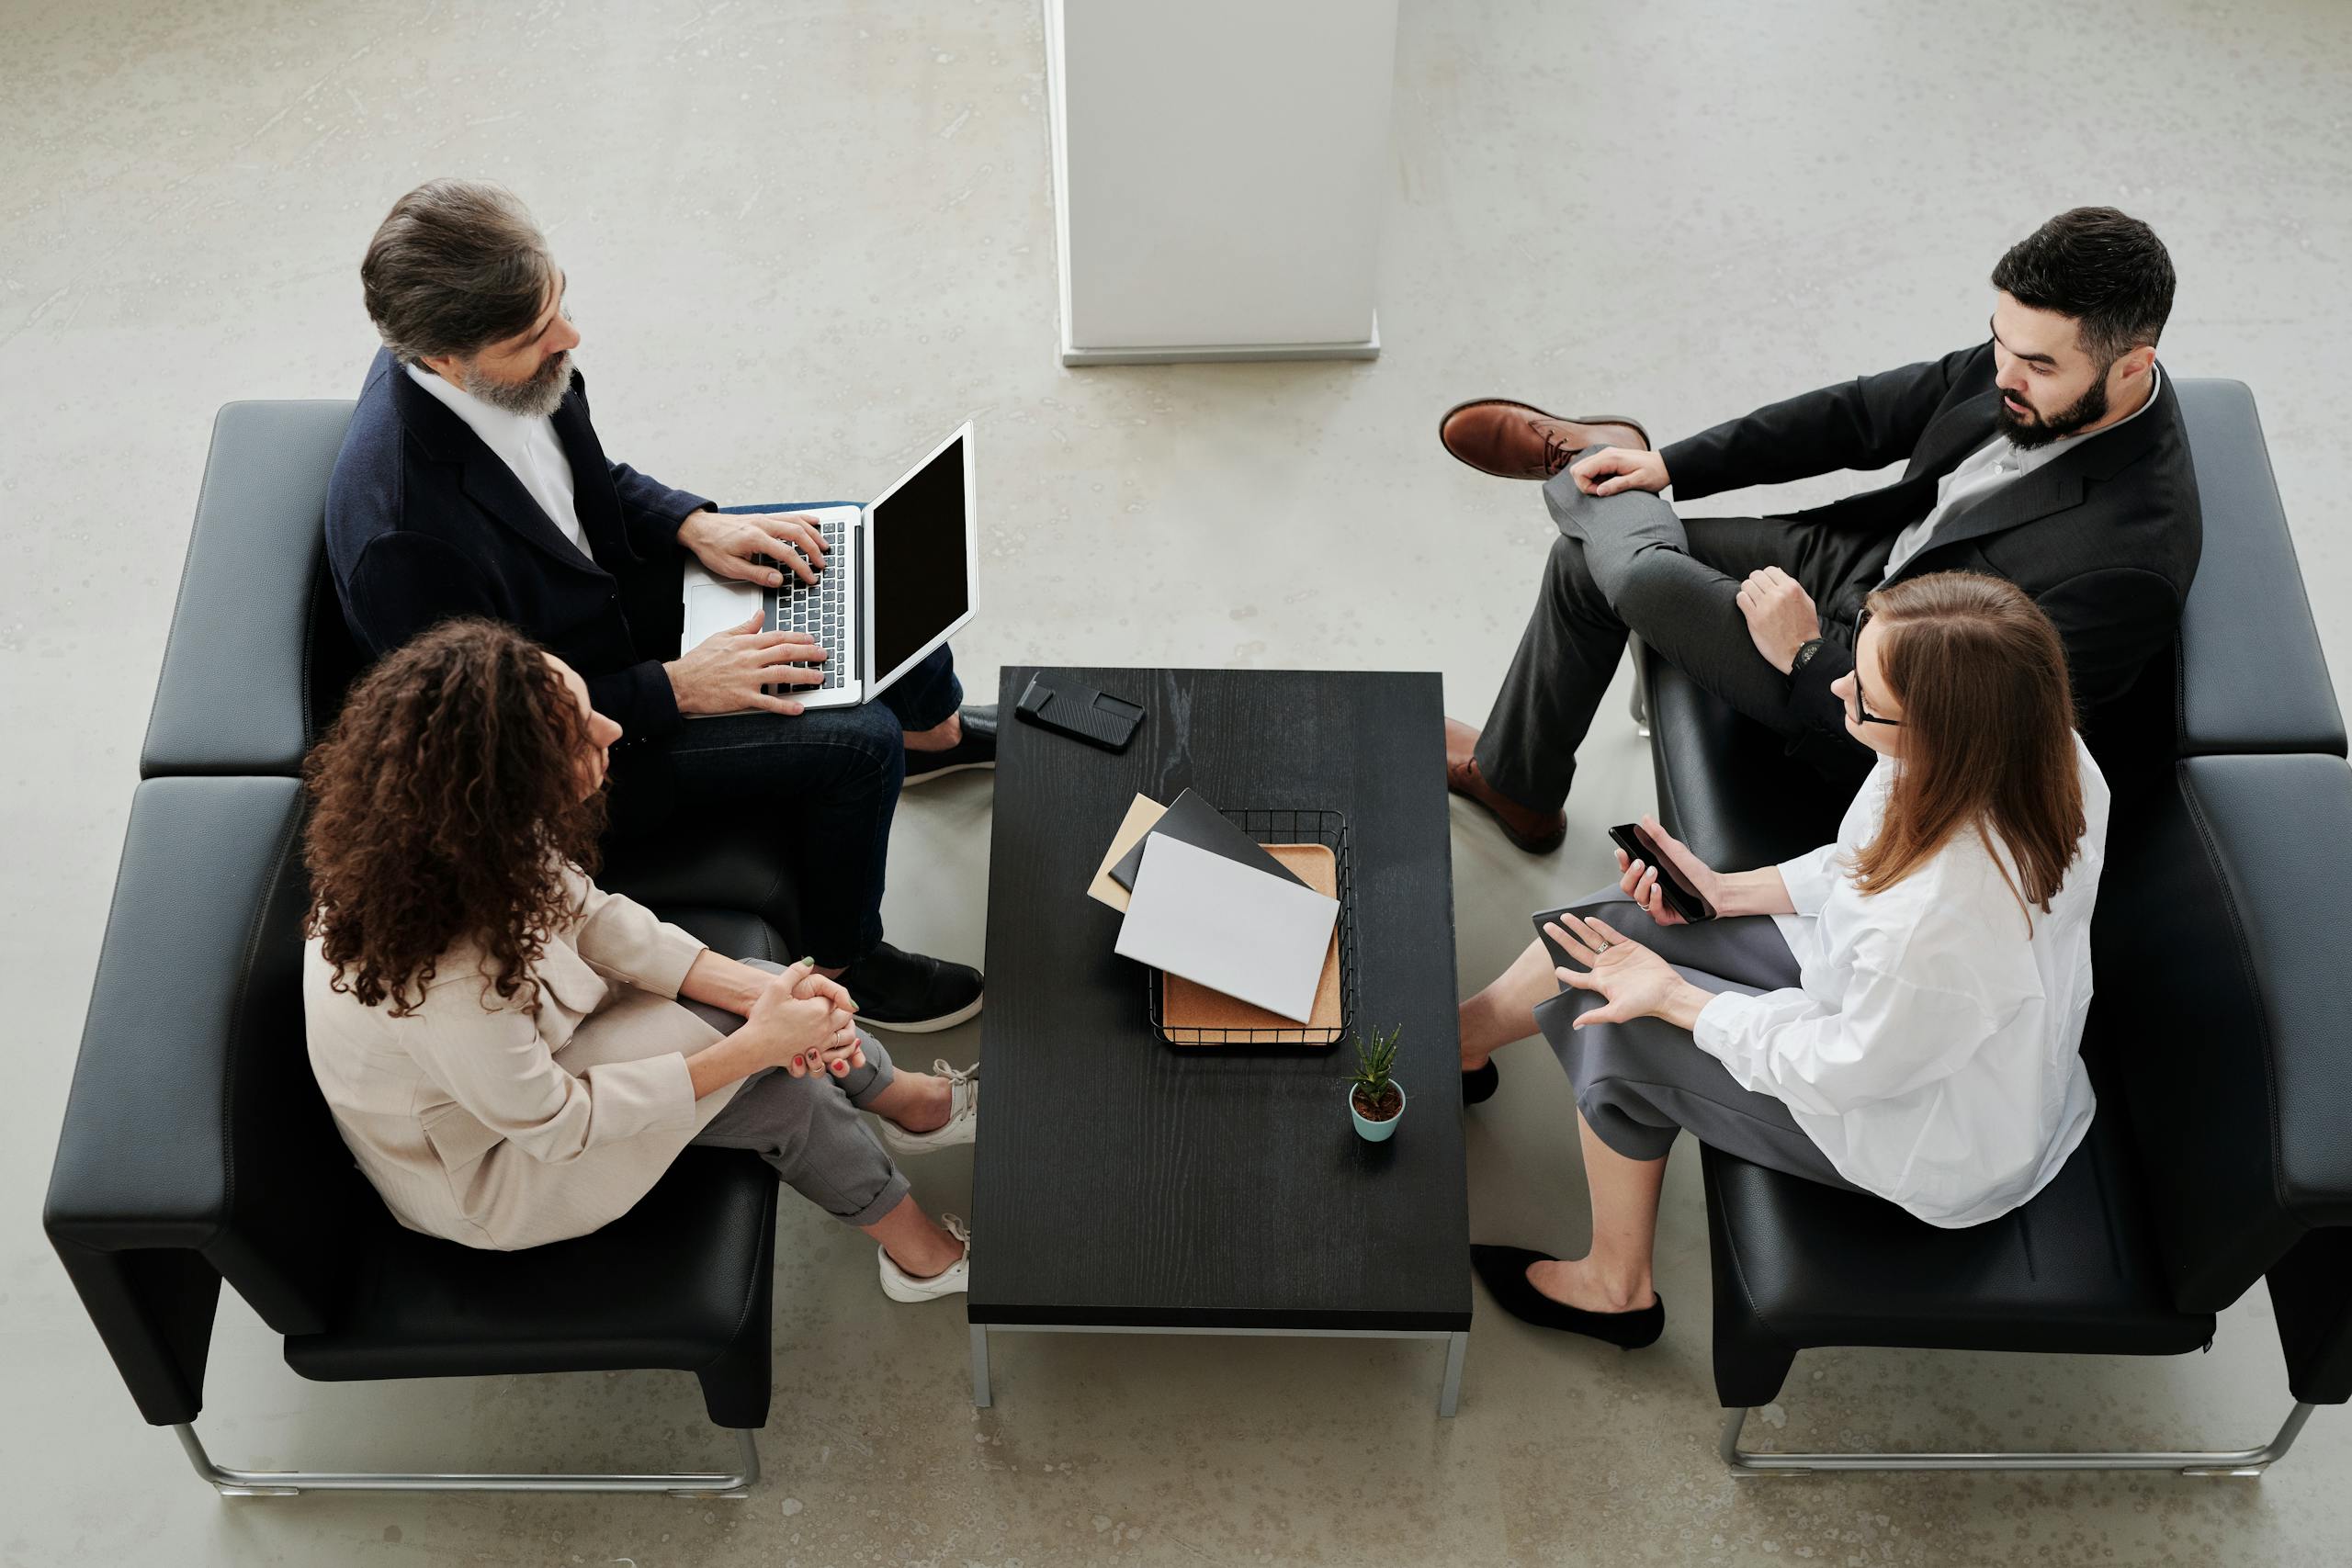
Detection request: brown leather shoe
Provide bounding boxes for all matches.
[1444,717,1566,853]
[1438,400,1651,480]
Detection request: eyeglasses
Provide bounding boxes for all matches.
[1849,610,1903,727]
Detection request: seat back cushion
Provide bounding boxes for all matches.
[143,400,364,778]
[2166,379,2344,758]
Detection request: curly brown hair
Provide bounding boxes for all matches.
[303,618,605,1017]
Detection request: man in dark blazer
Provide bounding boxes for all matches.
[1438,207,2198,852]
[325,179,988,1031]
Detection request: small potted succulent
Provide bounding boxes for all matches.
[1346,1025,1407,1142]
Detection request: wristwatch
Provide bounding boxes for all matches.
[1790,637,1826,675]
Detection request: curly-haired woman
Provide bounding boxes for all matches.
[302,618,974,1299]
[1458,572,2107,1347]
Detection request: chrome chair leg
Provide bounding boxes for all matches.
[174,1422,761,1497]
[1720,1401,2315,1477]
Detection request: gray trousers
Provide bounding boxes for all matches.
[1531,887,1860,1192]
[684,960,911,1228]
[1475,465,1886,812]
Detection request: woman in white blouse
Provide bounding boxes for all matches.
[1456,571,2106,1348]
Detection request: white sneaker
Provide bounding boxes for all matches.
[878,1213,970,1302]
[876,1059,978,1156]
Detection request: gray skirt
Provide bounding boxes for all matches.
[1531,887,1860,1193]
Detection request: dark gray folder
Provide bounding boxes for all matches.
[1108,788,1306,892]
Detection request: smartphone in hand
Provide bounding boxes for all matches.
[1606,822,1716,922]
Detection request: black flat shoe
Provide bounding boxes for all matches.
[1470,1245,1664,1349]
[903,705,997,786]
[839,942,984,1032]
[1462,1060,1499,1105]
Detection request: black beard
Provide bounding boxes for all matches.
[460,351,571,419]
[1996,367,2110,449]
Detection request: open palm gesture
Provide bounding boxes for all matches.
[1544,912,1687,1028]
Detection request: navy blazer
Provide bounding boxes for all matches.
[324,347,712,746]
[1660,343,2201,750]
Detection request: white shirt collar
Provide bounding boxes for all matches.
[403,359,548,446]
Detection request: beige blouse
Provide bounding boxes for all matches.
[304,871,739,1250]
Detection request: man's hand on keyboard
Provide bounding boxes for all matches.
[679,508,828,587]
[664,612,830,716]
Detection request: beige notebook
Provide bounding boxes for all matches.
[1087,795,1170,912]
[1160,842,1341,1046]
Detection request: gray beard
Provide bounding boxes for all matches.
[459,351,571,418]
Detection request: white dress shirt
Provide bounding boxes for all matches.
[1883,365,2162,579]
[1691,735,2109,1227]
[404,361,591,560]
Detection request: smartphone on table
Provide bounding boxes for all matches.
[1606,821,1716,923]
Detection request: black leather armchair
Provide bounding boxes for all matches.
[1639,378,2351,1474]
[45,401,807,1495]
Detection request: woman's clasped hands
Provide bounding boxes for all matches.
[748,960,866,1078]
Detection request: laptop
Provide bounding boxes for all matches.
[678,422,977,712]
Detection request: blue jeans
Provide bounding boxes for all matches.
[662,502,964,967]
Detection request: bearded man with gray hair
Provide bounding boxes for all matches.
[324,179,988,1032]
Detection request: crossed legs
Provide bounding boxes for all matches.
[686,964,967,1279]
[1473,467,1875,815]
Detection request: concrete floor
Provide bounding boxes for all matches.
[5,0,2350,1562]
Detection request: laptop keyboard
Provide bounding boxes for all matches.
[761,515,850,694]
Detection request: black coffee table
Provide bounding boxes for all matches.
[967,666,1471,1415]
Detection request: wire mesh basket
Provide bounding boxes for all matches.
[1146,807,1356,1050]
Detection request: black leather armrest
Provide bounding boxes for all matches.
[1642,649,1847,873]
[46,778,305,1247]
[2096,753,2352,1314]
[44,776,358,1423]
[141,400,358,777]
[2172,380,2345,757]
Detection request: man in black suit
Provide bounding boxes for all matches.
[326,180,988,1030]
[1440,207,2199,852]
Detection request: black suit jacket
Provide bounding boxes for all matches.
[323,347,711,746]
[1659,342,2202,749]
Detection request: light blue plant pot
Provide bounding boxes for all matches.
[1349,1081,1407,1143]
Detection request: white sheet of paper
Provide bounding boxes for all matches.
[1114,834,1340,1023]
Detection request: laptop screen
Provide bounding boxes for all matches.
[868,430,973,686]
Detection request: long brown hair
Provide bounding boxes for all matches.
[1849,573,2085,919]
[303,618,605,1017]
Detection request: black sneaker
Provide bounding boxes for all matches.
[840,942,984,1032]
[903,705,997,786]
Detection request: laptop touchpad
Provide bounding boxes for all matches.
[686,581,763,645]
